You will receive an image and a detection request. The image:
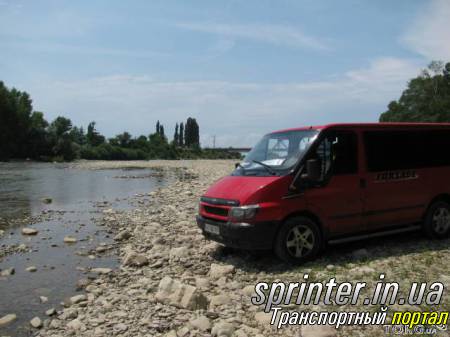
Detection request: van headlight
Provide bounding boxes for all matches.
[229,204,259,220]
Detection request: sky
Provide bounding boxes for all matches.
[1,0,450,147]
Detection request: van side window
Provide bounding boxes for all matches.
[312,131,358,178]
[364,130,450,171]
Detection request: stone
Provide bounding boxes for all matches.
[114,230,131,241]
[45,308,56,316]
[123,251,149,267]
[242,285,255,297]
[1,268,15,276]
[30,316,42,328]
[26,266,37,272]
[211,321,235,337]
[91,267,112,274]
[254,312,272,326]
[114,323,128,332]
[155,276,208,310]
[189,315,211,331]
[64,236,77,243]
[165,330,177,337]
[209,264,235,279]
[70,294,87,305]
[66,318,83,330]
[0,314,17,327]
[0,229,4,237]
[209,294,232,308]
[352,266,376,274]
[22,227,38,235]
[195,277,210,289]
[40,296,48,303]
[76,278,90,290]
[169,246,189,261]
[301,324,337,337]
[177,326,190,337]
[42,197,52,204]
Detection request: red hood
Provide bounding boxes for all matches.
[203,175,288,205]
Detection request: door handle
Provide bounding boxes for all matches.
[360,178,366,188]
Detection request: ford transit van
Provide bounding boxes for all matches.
[197,123,450,263]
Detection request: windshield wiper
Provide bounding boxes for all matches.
[252,160,277,175]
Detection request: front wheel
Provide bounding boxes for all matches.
[424,200,450,239]
[274,216,322,264]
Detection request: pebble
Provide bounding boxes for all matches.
[30,316,42,328]
[63,236,77,243]
[22,227,38,235]
[0,314,17,327]
[26,266,37,272]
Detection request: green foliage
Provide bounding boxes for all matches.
[0,80,241,162]
[379,61,450,122]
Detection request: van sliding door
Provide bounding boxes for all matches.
[362,130,429,231]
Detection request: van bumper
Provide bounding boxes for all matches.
[196,215,279,250]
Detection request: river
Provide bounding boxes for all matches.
[0,161,168,336]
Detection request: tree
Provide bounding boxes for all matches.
[87,121,105,146]
[173,123,179,145]
[49,117,72,138]
[184,117,200,147]
[380,61,450,122]
[156,120,160,135]
[179,122,184,146]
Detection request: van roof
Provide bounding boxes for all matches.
[271,122,450,134]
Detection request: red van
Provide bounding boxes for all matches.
[197,123,450,263]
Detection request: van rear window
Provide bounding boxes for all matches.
[364,130,450,171]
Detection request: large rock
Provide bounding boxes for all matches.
[209,294,232,308]
[189,315,211,332]
[169,246,189,262]
[123,251,149,267]
[211,321,235,337]
[209,264,235,279]
[70,294,87,305]
[114,230,131,241]
[1,268,15,277]
[0,314,17,327]
[22,227,38,235]
[66,318,84,331]
[301,325,337,337]
[155,276,208,310]
[91,267,112,274]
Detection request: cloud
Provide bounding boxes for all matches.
[402,0,450,60]
[27,57,420,147]
[175,22,329,51]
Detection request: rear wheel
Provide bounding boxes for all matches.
[424,200,450,239]
[274,216,322,264]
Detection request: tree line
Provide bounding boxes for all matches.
[380,61,450,122]
[0,81,239,161]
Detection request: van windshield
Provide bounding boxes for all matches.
[234,129,319,176]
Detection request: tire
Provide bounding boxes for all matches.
[274,216,322,264]
[423,200,450,239]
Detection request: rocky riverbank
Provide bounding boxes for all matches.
[3,160,447,337]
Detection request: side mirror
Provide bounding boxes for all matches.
[302,159,321,182]
[235,162,240,169]
[289,158,321,191]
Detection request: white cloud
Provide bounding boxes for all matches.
[402,0,450,60]
[27,57,420,147]
[175,22,329,51]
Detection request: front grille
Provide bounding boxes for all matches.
[204,205,229,217]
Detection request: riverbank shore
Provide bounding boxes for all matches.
[2,160,448,337]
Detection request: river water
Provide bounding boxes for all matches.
[0,162,168,336]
